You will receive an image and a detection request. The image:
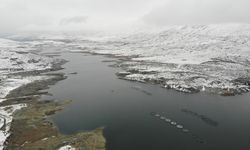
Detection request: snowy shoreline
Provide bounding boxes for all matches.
[0,38,62,149]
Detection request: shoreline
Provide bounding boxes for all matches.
[1,57,105,150]
[70,50,250,96]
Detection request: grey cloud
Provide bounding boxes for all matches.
[143,0,250,26]
[0,0,163,33]
[60,16,88,25]
[1,0,250,34]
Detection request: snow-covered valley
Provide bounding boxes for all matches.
[0,23,250,149]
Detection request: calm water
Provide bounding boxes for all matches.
[42,52,250,150]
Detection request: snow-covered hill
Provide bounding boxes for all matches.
[0,39,57,98]
[72,24,250,95]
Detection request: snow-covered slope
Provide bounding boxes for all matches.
[72,24,250,95]
[0,39,58,98]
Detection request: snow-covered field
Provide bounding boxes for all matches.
[69,24,250,95]
[0,38,57,99]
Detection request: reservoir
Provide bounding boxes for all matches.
[42,52,250,150]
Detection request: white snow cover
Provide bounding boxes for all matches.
[0,38,56,101]
[71,24,250,94]
[58,145,76,150]
[0,76,49,102]
[0,48,53,73]
[0,104,27,150]
[0,39,20,48]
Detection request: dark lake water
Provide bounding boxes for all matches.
[42,52,250,150]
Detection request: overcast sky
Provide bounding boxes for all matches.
[1,0,250,34]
